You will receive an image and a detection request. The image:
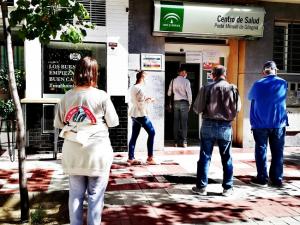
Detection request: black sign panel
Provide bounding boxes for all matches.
[43,47,91,94]
[7,0,14,6]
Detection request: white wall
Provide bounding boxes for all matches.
[24,39,42,98]
[106,0,129,96]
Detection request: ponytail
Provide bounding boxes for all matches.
[135,70,145,84]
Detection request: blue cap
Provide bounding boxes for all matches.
[263,61,278,70]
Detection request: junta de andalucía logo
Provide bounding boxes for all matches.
[160,3,184,32]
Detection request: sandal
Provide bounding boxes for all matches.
[127,159,142,165]
[146,158,158,165]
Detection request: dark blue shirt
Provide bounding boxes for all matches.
[248,74,288,129]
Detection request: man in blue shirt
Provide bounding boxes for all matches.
[248,61,288,188]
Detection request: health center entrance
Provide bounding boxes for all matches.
[164,42,230,145]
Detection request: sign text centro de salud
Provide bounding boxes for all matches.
[154,1,265,37]
[214,15,261,31]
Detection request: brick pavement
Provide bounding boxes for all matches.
[0,146,300,224]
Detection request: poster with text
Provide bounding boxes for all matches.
[43,47,91,94]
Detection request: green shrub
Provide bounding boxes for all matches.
[0,68,25,120]
[0,68,25,94]
[0,99,15,120]
[30,206,47,225]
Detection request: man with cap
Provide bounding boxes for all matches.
[248,60,288,188]
[192,65,241,196]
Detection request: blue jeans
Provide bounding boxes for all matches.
[196,119,233,190]
[69,175,108,225]
[173,100,189,144]
[128,116,155,159]
[252,128,286,184]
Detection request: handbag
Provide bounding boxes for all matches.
[166,79,174,113]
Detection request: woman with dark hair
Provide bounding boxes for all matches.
[54,56,119,225]
[128,70,156,165]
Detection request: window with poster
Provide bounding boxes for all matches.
[42,41,107,96]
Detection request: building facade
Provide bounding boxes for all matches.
[1,0,300,154]
[128,0,300,148]
[2,0,130,153]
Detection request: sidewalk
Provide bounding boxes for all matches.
[0,146,300,225]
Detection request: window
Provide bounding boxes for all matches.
[290,83,296,91]
[78,0,106,26]
[273,22,300,73]
[0,45,24,69]
[42,104,55,133]
[0,30,24,70]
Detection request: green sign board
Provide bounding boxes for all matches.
[160,1,184,32]
[154,1,265,38]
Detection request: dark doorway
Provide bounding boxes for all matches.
[180,63,200,139]
[165,59,200,144]
[165,61,180,140]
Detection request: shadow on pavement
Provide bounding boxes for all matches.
[102,202,251,225]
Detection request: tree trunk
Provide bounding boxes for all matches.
[1,1,29,223]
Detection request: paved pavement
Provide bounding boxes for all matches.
[0,145,300,225]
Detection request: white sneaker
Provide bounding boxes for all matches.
[192,186,207,196]
[222,188,233,196]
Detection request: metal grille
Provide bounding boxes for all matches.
[78,0,106,27]
[0,45,24,69]
[273,23,300,73]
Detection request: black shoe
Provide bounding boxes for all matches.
[192,186,207,196]
[269,181,284,188]
[250,177,268,187]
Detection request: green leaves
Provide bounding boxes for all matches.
[0,69,25,116]
[0,68,25,94]
[9,0,94,44]
[60,25,84,43]
[0,99,15,120]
